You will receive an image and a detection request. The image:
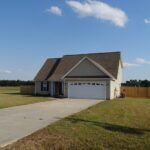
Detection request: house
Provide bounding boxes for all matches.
[34,52,123,100]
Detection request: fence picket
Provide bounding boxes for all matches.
[20,86,35,95]
[121,86,150,98]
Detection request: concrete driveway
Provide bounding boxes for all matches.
[0,99,102,147]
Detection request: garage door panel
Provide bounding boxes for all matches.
[68,82,106,99]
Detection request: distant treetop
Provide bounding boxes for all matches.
[0,80,34,86]
[122,80,150,87]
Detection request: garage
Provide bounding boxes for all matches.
[68,81,106,99]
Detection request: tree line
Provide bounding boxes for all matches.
[0,80,34,86]
[122,80,150,87]
[0,79,149,87]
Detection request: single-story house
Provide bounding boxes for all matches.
[34,52,123,100]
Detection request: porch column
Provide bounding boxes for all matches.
[62,81,64,96]
[51,82,54,96]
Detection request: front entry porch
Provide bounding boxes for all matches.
[52,82,63,96]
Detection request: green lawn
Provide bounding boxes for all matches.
[0,87,51,109]
[3,98,150,150]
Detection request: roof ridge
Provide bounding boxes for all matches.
[47,58,61,60]
[64,51,121,57]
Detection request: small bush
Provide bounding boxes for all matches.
[120,92,126,98]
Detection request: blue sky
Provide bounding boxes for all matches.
[0,0,150,81]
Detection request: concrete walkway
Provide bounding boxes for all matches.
[0,99,102,147]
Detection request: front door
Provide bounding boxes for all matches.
[55,82,62,96]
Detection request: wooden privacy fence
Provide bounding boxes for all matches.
[20,85,35,95]
[121,86,150,98]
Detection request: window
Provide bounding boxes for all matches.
[41,82,49,91]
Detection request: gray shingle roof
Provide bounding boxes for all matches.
[34,58,60,81]
[34,52,121,81]
[49,52,121,81]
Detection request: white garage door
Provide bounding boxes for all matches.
[68,81,106,99]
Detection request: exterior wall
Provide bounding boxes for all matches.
[117,61,123,95]
[110,80,116,99]
[117,61,123,84]
[35,81,51,95]
[110,61,123,99]
[106,81,110,100]
[68,59,106,77]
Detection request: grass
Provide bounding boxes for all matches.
[0,87,52,109]
[2,98,150,150]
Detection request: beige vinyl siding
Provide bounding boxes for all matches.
[110,62,123,99]
[35,81,51,95]
[115,61,122,97]
[106,81,110,100]
[67,59,106,77]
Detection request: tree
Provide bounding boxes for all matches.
[122,80,150,87]
[0,80,34,86]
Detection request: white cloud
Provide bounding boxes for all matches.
[66,0,128,27]
[47,6,62,16]
[0,70,12,74]
[123,62,139,68]
[144,19,150,24]
[136,58,150,65]
[123,57,150,68]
